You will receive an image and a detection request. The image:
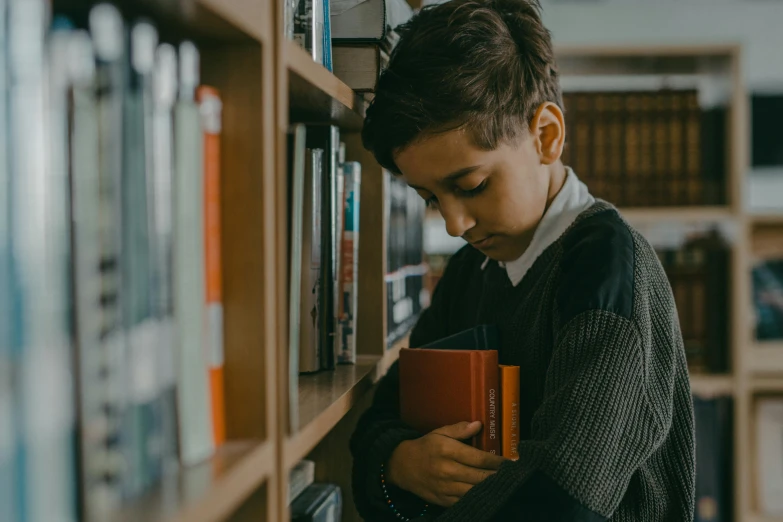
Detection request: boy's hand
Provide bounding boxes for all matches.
[386,421,506,508]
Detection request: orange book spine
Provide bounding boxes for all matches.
[198,85,225,446]
[500,365,520,460]
[473,351,501,455]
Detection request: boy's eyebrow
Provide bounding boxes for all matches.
[407,165,481,191]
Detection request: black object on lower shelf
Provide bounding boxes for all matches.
[290,483,343,522]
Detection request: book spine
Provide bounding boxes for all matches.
[473,352,500,455]
[0,0,15,517]
[337,162,361,364]
[322,0,332,71]
[198,85,226,446]
[174,41,214,466]
[607,93,624,206]
[287,124,307,431]
[150,40,179,478]
[123,20,160,496]
[11,2,78,520]
[299,148,323,374]
[500,365,520,460]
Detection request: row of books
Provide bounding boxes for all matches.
[0,2,225,521]
[386,173,427,349]
[561,89,727,208]
[288,459,343,521]
[287,0,414,93]
[287,124,361,381]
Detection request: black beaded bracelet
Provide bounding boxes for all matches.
[380,463,429,521]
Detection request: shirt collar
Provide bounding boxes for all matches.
[481,167,595,286]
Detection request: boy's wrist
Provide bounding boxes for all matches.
[386,439,412,488]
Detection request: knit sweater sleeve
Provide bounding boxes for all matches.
[435,216,675,522]
[349,246,472,521]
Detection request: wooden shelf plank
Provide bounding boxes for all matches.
[53,0,256,43]
[556,43,740,58]
[618,206,735,223]
[286,40,365,131]
[284,356,382,469]
[748,514,783,522]
[198,0,272,43]
[109,440,273,522]
[751,213,783,225]
[690,374,735,397]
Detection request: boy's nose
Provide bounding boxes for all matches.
[440,201,476,238]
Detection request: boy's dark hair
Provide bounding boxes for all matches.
[362,0,562,173]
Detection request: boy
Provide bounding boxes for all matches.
[349,0,695,520]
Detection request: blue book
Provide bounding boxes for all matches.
[419,325,499,351]
[322,0,332,71]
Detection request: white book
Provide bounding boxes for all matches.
[151,42,179,473]
[174,40,214,466]
[10,1,77,520]
[288,459,316,504]
[288,125,307,432]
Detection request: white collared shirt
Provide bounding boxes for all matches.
[481,167,595,287]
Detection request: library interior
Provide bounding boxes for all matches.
[1,0,783,521]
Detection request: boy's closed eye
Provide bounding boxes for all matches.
[416,177,490,208]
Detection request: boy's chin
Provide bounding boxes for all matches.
[472,238,524,263]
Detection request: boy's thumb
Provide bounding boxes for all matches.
[436,420,482,440]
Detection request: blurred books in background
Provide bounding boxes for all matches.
[561,89,726,208]
[0,1,225,520]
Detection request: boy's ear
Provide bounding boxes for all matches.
[529,102,565,165]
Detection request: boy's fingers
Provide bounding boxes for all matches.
[447,462,498,485]
[432,420,482,441]
[447,442,507,470]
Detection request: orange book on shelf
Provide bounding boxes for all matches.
[198,85,225,446]
[500,365,519,460]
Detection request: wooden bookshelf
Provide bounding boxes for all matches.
[286,40,366,130]
[284,356,382,470]
[690,374,736,397]
[107,441,273,522]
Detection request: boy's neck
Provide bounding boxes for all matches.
[503,161,568,262]
[544,160,568,213]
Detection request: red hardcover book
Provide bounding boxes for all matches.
[399,348,500,455]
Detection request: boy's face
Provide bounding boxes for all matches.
[394,103,566,262]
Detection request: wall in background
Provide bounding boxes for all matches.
[541,0,783,89]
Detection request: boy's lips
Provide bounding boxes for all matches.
[469,235,495,248]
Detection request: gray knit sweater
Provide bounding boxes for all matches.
[349,201,696,521]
